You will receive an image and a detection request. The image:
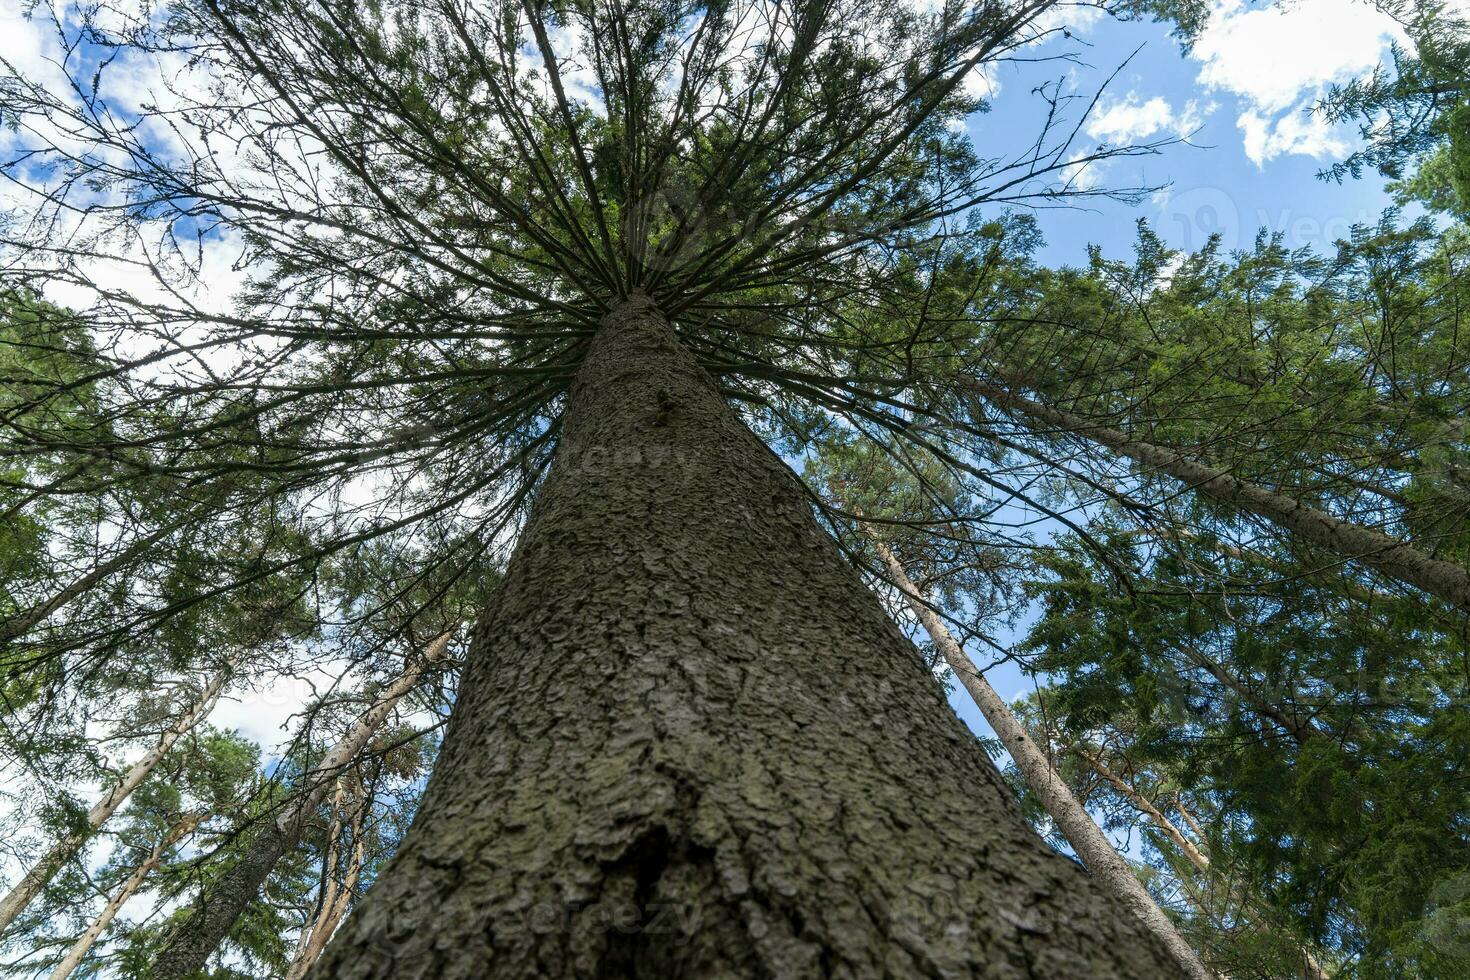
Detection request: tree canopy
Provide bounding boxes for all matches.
[1,0,1467,976]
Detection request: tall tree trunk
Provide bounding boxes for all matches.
[0,664,230,934]
[47,811,204,980]
[965,379,1470,617]
[149,632,450,979]
[1174,796,1207,843]
[1076,748,1329,980]
[286,777,367,980]
[1072,747,1212,875]
[864,531,1212,980]
[309,296,1182,979]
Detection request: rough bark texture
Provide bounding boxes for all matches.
[0,665,228,935]
[967,379,1470,617]
[150,635,450,979]
[866,533,1211,980]
[310,296,1183,979]
[151,815,295,978]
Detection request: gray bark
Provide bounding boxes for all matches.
[149,814,296,979]
[149,633,450,979]
[967,379,1470,617]
[309,296,1183,979]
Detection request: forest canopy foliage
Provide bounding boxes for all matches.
[0,0,1467,976]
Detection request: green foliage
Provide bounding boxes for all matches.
[1449,99,1470,211]
[1,0,1467,975]
[1019,514,1470,977]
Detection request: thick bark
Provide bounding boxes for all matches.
[310,297,1182,979]
[47,812,204,980]
[966,379,1470,617]
[149,633,450,979]
[0,664,230,935]
[866,533,1211,980]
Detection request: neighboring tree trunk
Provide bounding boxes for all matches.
[1072,747,1212,875]
[310,296,1182,979]
[1174,795,1208,844]
[0,664,231,934]
[286,777,367,980]
[964,378,1470,617]
[1176,643,1318,747]
[1076,748,1330,980]
[863,530,1212,980]
[0,515,189,646]
[47,811,204,980]
[149,631,451,979]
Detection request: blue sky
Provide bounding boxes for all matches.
[969,1,1402,268]
[937,0,1414,737]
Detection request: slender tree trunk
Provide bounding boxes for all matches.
[47,812,204,980]
[1174,796,1207,844]
[149,632,450,979]
[310,296,1182,979]
[864,531,1212,980]
[0,664,230,934]
[1177,644,1316,746]
[1073,747,1212,874]
[286,778,367,980]
[965,379,1470,617]
[287,780,349,980]
[0,517,185,645]
[1077,750,1330,980]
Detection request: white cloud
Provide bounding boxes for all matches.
[1194,0,1404,113]
[1085,93,1214,144]
[1029,1,1106,38]
[1089,95,1173,142]
[1237,103,1350,165]
[213,663,351,753]
[1191,0,1405,163]
[1062,150,1106,191]
[961,61,1002,102]
[0,1,70,98]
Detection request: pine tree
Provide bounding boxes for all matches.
[2,0,1467,975]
